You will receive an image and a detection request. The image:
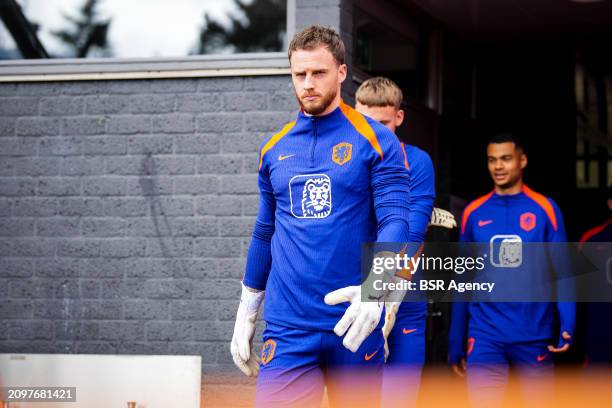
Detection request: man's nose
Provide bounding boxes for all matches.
[303,74,314,89]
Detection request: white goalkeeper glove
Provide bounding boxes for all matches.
[324,285,384,353]
[230,283,264,377]
[429,207,457,229]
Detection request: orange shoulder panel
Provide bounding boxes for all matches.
[339,101,384,159]
[522,185,558,231]
[258,121,296,170]
[579,221,610,244]
[461,191,494,235]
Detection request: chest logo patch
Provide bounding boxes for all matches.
[332,142,352,165]
[490,235,522,268]
[289,174,332,218]
[519,212,536,232]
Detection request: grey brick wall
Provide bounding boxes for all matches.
[0,77,298,374]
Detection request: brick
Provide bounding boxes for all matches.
[16,117,60,136]
[176,93,223,112]
[224,92,268,111]
[17,82,62,96]
[0,239,10,256]
[99,279,122,299]
[145,238,193,257]
[107,115,151,134]
[0,178,36,196]
[80,258,125,279]
[55,321,99,340]
[0,137,37,155]
[127,176,173,196]
[146,321,195,341]
[79,279,100,298]
[38,178,81,196]
[218,299,240,321]
[197,113,242,133]
[245,112,293,133]
[0,198,10,216]
[0,219,35,236]
[37,218,80,236]
[40,96,85,116]
[61,81,107,95]
[83,177,126,196]
[129,95,175,113]
[174,176,218,195]
[169,217,217,237]
[13,198,58,216]
[0,300,33,318]
[218,217,254,237]
[0,341,56,353]
[9,321,53,340]
[150,79,197,93]
[99,321,144,340]
[62,116,107,135]
[0,97,39,116]
[173,259,217,279]
[150,197,193,216]
[39,137,83,156]
[0,83,17,96]
[244,76,292,91]
[60,156,104,176]
[54,279,79,298]
[101,239,146,258]
[79,300,122,319]
[105,155,143,175]
[145,279,191,299]
[197,196,241,216]
[0,117,16,136]
[241,196,259,216]
[14,157,60,176]
[194,321,234,341]
[103,198,148,216]
[128,135,173,154]
[176,133,219,154]
[35,258,80,278]
[126,217,171,237]
[85,136,127,155]
[82,218,125,237]
[118,341,168,355]
[59,198,104,216]
[0,259,34,277]
[0,158,14,176]
[32,300,76,319]
[193,279,240,300]
[218,258,246,279]
[220,175,258,194]
[270,92,298,110]
[11,238,56,257]
[169,342,217,357]
[76,342,119,354]
[172,300,217,320]
[124,299,170,319]
[220,132,260,153]
[154,156,196,174]
[151,114,195,133]
[125,258,173,278]
[242,154,259,173]
[10,279,55,298]
[86,95,130,114]
[194,238,242,257]
[198,155,242,174]
[107,80,150,94]
[57,239,101,258]
[198,77,243,91]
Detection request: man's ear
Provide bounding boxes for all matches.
[395,109,405,128]
[520,153,528,170]
[338,64,347,83]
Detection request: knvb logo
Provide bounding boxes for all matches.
[490,235,522,267]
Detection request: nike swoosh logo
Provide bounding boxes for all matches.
[364,350,379,361]
[278,154,295,161]
[402,328,417,335]
[537,354,548,362]
[478,219,493,227]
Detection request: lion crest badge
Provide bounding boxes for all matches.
[332,142,352,166]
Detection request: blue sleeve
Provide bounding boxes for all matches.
[407,147,435,244]
[369,126,411,244]
[548,200,576,344]
[242,163,275,291]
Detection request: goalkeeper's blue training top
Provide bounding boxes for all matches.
[243,101,412,331]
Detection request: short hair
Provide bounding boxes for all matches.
[487,133,525,153]
[355,77,403,109]
[288,25,345,65]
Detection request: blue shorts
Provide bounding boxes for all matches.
[256,321,385,408]
[467,336,554,408]
[381,305,426,408]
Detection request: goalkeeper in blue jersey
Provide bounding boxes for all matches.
[230,26,413,407]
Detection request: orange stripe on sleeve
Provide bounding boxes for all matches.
[400,143,410,170]
[579,221,610,245]
[522,185,558,231]
[258,121,296,170]
[461,191,494,235]
[339,101,384,159]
